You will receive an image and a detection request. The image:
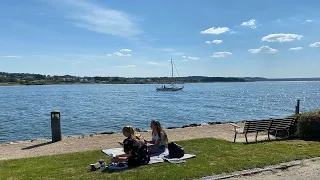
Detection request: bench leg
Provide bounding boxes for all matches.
[234,132,237,143]
[268,131,270,140]
[255,132,258,141]
[245,133,248,143]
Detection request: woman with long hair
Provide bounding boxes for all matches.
[147,120,168,154]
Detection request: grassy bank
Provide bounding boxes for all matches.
[1,138,320,180]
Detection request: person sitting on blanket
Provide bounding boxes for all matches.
[147,120,168,154]
[111,126,150,167]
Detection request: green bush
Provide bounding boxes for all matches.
[296,110,320,139]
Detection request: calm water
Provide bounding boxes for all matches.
[1,82,320,143]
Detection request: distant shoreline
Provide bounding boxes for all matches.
[2,80,320,87]
[0,81,241,86]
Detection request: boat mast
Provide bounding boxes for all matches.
[171,59,173,84]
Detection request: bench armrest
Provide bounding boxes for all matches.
[229,123,240,128]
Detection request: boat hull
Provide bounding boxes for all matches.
[156,87,184,91]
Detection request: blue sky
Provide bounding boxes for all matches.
[0,0,320,78]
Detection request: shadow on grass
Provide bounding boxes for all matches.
[241,136,320,145]
[22,141,54,150]
[240,137,297,145]
[101,166,135,174]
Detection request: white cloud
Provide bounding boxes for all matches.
[107,54,112,56]
[206,40,223,45]
[305,20,314,23]
[212,40,223,44]
[116,65,136,68]
[157,48,184,56]
[200,27,229,35]
[248,46,278,54]
[120,49,132,52]
[113,52,132,56]
[157,48,174,52]
[3,56,22,58]
[210,52,232,58]
[188,56,199,60]
[60,0,141,37]
[182,56,200,60]
[310,42,320,47]
[171,52,184,56]
[147,62,159,65]
[288,47,303,51]
[241,19,257,29]
[261,33,303,43]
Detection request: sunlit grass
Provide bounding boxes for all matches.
[1,138,320,180]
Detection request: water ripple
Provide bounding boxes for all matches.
[1,82,320,143]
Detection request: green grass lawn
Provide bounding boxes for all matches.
[1,138,320,180]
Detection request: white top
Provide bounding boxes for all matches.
[152,132,166,146]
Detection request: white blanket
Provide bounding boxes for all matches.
[102,148,196,164]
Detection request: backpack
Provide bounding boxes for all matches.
[168,142,184,158]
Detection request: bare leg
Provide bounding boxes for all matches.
[110,153,130,163]
[110,156,127,163]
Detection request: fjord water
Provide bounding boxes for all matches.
[1,82,320,143]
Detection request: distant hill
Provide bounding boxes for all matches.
[1,72,319,85]
[0,72,246,85]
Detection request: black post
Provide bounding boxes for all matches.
[51,110,62,142]
[295,99,300,115]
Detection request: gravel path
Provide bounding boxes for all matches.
[1,123,241,160]
[228,159,320,180]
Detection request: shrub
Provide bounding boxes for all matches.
[296,110,320,139]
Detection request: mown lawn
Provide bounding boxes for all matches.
[1,138,320,180]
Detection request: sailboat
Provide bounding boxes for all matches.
[156,59,184,91]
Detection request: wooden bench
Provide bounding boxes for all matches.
[230,118,296,143]
[268,117,296,140]
[230,119,272,143]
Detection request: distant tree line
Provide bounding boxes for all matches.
[0,72,248,85]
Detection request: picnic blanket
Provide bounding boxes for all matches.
[102,148,196,164]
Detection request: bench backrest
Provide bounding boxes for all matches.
[269,118,296,131]
[244,119,272,133]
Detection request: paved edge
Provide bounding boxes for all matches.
[198,157,320,180]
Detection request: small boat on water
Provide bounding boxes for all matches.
[156,84,184,91]
[156,59,184,91]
